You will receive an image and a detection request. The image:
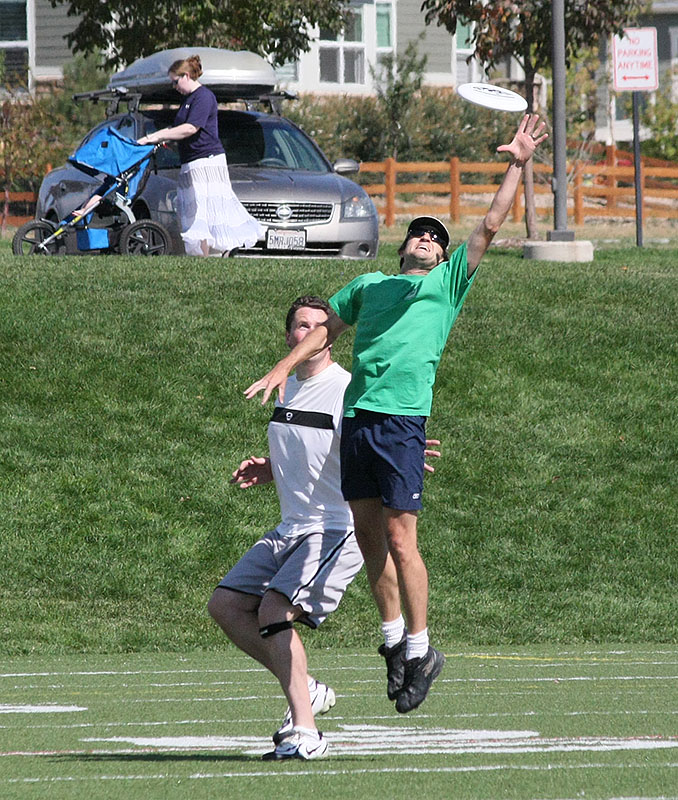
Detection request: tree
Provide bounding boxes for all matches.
[50,0,349,70]
[1,53,109,199]
[371,35,428,160]
[420,0,646,237]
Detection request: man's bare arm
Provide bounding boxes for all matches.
[245,311,350,404]
[467,114,548,276]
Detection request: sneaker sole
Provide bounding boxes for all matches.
[395,650,446,714]
[262,741,329,761]
[316,686,336,715]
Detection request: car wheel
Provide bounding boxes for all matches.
[12,220,65,255]
[119,220,172,256]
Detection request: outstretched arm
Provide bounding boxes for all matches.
[138,123,199,145]
[245,311,350,404]
[466,114,548,275]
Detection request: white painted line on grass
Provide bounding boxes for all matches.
[4,761,678,786]
[81,725,678,758]
[0,704,87,714]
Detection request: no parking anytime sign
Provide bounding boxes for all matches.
[612,27,659,92]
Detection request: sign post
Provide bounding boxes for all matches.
[612,28,659,247]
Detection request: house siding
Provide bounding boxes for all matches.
[396,0,453,75]
[35,0,76,69]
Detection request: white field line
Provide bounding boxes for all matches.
[0,705,87,714]
[5,726,678,760]
[5,706,678,732]
[79,726,678,757]
[5,680,281,691]
[6,670,678,688]
[0,668,271,679]
[4,649,678,680]
[4,760,678,786]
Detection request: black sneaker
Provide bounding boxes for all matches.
[395,646,445,713]
[378,636,407,700]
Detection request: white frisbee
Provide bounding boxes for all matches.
[456,82,528,113]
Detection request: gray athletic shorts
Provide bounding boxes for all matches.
[216,528,364,628]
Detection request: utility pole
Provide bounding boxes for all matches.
[547,0,574,242]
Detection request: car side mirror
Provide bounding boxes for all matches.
[333,158,360,175]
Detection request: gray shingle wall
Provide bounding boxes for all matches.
[396,0,452,74]
[35,0,77,68]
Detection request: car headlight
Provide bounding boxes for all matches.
[341,192,376,220]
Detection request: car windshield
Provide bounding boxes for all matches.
[141,110,330,173]
[222,115,330,172]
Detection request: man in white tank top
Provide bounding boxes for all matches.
[207,296,362,761]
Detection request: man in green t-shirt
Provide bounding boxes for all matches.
[246,114,548,714]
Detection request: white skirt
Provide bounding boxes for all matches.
[177,153,265,256]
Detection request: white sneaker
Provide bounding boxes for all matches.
[263,729,329,761]
[272,678,336,744]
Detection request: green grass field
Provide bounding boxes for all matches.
[1,230,677,797]
[2,645,678,799]
[0,239,677,653]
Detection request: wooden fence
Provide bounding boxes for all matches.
[4,146,678,230]
[360,145,678,226]
[2,188,38,231]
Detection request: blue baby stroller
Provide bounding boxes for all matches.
[13,127,172,256]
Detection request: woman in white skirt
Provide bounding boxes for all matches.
[138,54,264,256]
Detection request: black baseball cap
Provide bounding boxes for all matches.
[405,216,450,251]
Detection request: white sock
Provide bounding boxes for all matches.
[381,615,405,649]
[406,628,429,660]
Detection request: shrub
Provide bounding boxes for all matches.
[0,54,109,193]
[283,88,526,177]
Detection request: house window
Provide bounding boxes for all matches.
[455,20,474,84]
[0,0,28,85]
[670,27,678,102]
[376,3,393,49]
[276,61,299,83]
[375,1,394,76]
[319,8,365,85]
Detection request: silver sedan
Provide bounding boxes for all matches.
[36,107,379,258]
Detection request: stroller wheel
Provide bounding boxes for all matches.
[119,220,172,256]
[12,220,64,256]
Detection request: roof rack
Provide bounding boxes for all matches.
[73,87,297,117]
[72,87,143,117]
[246,89,298,115]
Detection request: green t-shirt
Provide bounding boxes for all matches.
[329,243,475,417]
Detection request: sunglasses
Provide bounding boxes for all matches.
[171,75,183,86]
[407,227,446,246]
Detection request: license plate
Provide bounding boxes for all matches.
[266,229,306,251]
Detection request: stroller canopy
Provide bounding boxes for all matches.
[69,126,156,204]
[69,127,155,180]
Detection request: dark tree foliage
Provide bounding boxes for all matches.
[419,0,646,237]
[420,0,647,98]
[50,0,349,69]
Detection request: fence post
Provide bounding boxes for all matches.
[511,178,523,223]
[574,161,583,224]
[606,143,617,210]
[384,157,396,227]
[449,157,460,222]
[1,188,8,236]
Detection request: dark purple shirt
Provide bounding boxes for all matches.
[174,85,225,164]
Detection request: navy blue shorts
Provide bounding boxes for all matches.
[340,410,427,511]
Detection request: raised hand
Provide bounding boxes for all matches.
[497,114,548,164]
[244,363,292,405]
